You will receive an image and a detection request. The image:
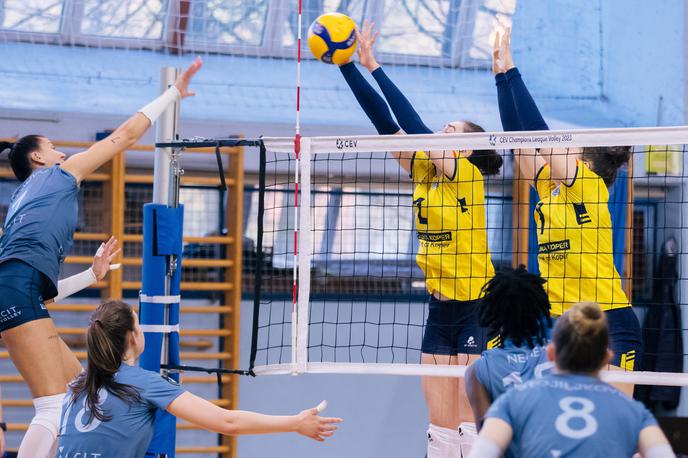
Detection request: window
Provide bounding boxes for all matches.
[0,0,64,33]
[0,0,515,68]
[180,187,221,237]
[80,0,168,39]
[376,0,460,59]
[281,0,367,48]
[186,0,269,47]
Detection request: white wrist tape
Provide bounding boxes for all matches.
[644,444,676,458]
[466,436,502,458]
[55,268,97,302]
[138,86,181,124]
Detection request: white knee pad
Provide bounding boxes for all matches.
[427,423,461,458]
[30,393,66,439]
[458,422,477,458]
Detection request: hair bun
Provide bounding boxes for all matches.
[570,302,605,335]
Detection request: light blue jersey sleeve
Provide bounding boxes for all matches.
[138,369,185,410]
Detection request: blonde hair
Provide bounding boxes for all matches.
[552,302,609,373]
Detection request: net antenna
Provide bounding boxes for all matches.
[291,0,305,374]
[256,126,688,388]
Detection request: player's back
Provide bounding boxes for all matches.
[487,373,657,458]
[473,339,553,400]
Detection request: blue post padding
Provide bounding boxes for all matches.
[140,203,184,457]
[608,169,628,277]
[526,173,628,279]
[527,187,541,274]
[155,207,184,256]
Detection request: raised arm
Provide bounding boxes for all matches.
[61,58,202,183]
[493,30,547,185]
[337,26,412,173]
[356,21,455,179]
[167,392,342,441]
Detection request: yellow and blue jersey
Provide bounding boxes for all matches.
[411,151,495,301]
[534,162,630,315]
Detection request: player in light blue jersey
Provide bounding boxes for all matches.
[468,302,674,458]
[58,301,342,458]
[464,265,552,456]
[0,58,202,458]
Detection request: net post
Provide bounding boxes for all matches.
[140,66,182,458]
[295,137,312,374]
[153,67,181,205]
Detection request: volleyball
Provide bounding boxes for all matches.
[307,13,358,65]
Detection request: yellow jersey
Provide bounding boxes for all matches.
[412,151,495,301]
[534,161,630,315]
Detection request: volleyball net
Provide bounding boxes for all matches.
[250,127,688,386]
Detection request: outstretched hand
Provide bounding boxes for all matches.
[492,27,515,75]
[174,57,203,99]
[356,20,380,72]
[295,402,343,441]
[91,236,121,280]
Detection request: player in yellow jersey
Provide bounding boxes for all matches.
[492,30,641,393]
[337,22,502,458]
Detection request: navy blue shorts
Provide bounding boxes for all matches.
[421,296,494,355]
[0,260,52,332]
[606,307,643,371]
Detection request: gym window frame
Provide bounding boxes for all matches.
[0,0,516,69]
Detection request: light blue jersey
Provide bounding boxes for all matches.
[0,165,78,296]
[487,373,657,458]
[473,340,553,401]
[58,364,185,458]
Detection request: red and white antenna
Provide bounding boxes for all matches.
[291,0,303,373]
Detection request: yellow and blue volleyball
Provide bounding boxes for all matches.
[307,13,358,65]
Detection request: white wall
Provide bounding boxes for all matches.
[601,0,686,126]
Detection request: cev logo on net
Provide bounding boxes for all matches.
[336,139,358,150]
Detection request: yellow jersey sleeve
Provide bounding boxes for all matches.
[534,164,555,199]
[411,150,435,184]
[562,161,609,204]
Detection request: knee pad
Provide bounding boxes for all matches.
[427,423,461,458]
[458,422,477,457]
[30,393,66,439]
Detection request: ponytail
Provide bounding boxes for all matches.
[462,121,503,176]
[1,135,43,182]
[69,301,141,422]
[552,302,609,373]
[0,141,14,156]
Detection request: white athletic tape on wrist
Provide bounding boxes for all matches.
[55,268,98,302]
[316,400,327,413]
[140,324,180,334]
[138,86,181,124]
[95,243,105,257]
[466,436,501,458]
[139,294,181,304]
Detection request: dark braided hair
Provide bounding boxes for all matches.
[0,135,43,182]
[478,265,551,348]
